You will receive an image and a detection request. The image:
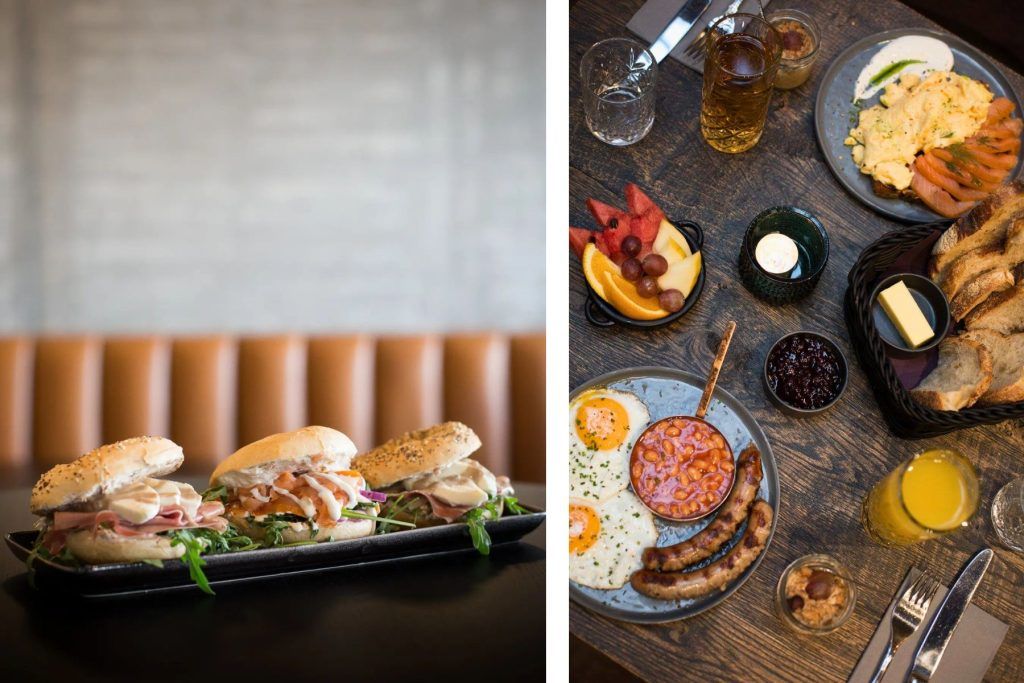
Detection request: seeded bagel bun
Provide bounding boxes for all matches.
[351,421,482,489]
[30,436,184,516]
[64,528,187,563]
[210,426,357,490]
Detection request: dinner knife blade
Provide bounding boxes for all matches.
[648,0,714,63]
[906,548,994,682]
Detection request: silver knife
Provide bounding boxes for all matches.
[906,548,994,682]
[648,0,714,63]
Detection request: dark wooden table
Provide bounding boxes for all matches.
[0,482,545,682]
[569,1,1024,681]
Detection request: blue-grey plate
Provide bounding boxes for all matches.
[569,367,779,623]
[815,28,1023,223]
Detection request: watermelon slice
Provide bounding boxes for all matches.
[569,227,593,259]
[586,198,629,229]
[629,214,660,248]
[625,184,664,222]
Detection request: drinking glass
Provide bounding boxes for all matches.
[581,38,656,146]
[700,13,781,153]
[992,477,1024,552]
[861,448,979,546]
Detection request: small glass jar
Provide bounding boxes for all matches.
[767,9,820,90]
[775,554,856,635]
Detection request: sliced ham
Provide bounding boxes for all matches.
[51,500,227,537]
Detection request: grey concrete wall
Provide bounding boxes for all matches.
[0,0,545,333]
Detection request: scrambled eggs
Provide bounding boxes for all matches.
[845,71,992,190]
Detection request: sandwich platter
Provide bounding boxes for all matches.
[5,508,545,597]
[9,424,544,597]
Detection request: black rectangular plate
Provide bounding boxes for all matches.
[5,508,545,597]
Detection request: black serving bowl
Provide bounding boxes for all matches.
[869,273,950,356]
[762,331,848,416]
[738,206,829,304]
[583,219,706,329]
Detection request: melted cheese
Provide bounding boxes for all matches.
[102,479,204,524]
[105,482,161,524]
[404,459,498,508]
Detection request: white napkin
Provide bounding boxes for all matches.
[626,0,775,72]
[848,567,1008,682]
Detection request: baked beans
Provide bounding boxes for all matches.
[629,416,735,520]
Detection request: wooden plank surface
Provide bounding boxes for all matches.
[568,1,1024,681]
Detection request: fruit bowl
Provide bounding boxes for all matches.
[583,220,706,329]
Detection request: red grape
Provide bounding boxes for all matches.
[658,289,684,312]
[621,235,642,258]
[621,258,642,282]
[642,254,668,277]
[636,276,659,298]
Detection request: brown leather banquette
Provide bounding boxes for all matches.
[0,333,545,485]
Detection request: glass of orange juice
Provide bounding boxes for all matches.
[862,448,979,545]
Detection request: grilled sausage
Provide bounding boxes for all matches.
[630,499,773,600]
[641,444,763,571]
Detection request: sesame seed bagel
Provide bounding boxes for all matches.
[30,436,184,516]
[351,421,482,489]
[64,528,186,564]
[210,426,357,490]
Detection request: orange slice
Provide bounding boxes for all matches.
[601,270,669,320]
[581,243,618,301]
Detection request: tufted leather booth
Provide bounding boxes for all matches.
[0,333,545,485]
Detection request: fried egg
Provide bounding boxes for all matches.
[569,492,658,590]
[569,388,649,502]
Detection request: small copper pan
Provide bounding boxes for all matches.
[629,322,738,522]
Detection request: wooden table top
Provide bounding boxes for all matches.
[569,1,1024,681]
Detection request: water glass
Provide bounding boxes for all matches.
[992,477,1024,552]
[700,13,781,153]
[581,38,656,146]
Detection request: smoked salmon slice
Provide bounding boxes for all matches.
[909,97,1020,217]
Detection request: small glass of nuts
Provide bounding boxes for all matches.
[766,9,820,90]
[775,554,856,634]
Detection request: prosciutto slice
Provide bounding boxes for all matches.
[388,491,473,523]
[50,500,228,541]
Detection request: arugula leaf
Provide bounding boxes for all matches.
[463,507,492,556]
[341,508,415,528]
[503,496,529,515]
[25,531,79,589]
[201,485,228,504]
[168,529,214,595]
[139,558,164,568]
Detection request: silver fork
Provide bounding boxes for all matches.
[868,571,941,683]
[683,0,744,62]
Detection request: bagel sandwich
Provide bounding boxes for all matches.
[29,436,232,593]
[207,426,409,547]
[351,421,525,554]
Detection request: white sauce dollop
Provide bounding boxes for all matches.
[854,35,954,102]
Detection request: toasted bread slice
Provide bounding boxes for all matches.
[963,329,1024,405]
[964,281,1024,334]
[910,337,993,411]
[938,218,1024,299]
[949,268,1015,321]
[930,181,1024,282]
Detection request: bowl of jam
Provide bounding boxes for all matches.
[763,331,847,416]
